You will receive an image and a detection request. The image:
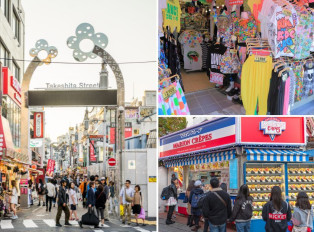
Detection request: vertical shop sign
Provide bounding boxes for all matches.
[33,112,44,138]
[229,158,238,189]
[163,0,182,32]
[109,122,133,144]
[46,159,55,176]
[89,140,96,163]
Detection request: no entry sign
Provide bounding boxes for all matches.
[108,158,116,166]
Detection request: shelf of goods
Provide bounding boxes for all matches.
[246,163,285,219]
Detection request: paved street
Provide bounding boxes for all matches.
[0,202,156,232]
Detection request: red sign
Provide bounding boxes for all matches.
[0,117,6,157]
[240,117,305,145]
[20,179,28,185]
[110,127,132,144]
[46,159,55,176]
[2,67,21,106]
[33,112,44,138]
[229,0,244,5]
[90,140,96,163]
[108,158,116,166]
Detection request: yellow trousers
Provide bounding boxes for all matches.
[241,54,273,115]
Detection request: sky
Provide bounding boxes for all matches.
[22,0,157,141]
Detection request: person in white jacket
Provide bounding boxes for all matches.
[46,179,56,212]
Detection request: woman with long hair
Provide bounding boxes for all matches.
[291,192,313,231]
[37,179,45,206]
[229,184,253,232]
[10,180,18,219]
[95,184,106,227]
[262,186,292,232]
[186,180,195,227]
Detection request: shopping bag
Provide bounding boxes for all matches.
[81,207,99,226]
[138,207,145,220]
[120,205,124,216]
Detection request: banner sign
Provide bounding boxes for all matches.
[30,139,43,148]
[163,0,182,32]
[229,0,244,5]
[46,159,55,176]
[2,67,21,106]
[33,112,44,138]
[159,117,236,158]
[110,127,132,144]
[89,135,104,142]
[125,109,139,119]
[240,117,305,145]
[90,140,97,163]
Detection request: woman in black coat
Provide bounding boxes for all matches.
[188,180,204,232]
[95,184,107,227]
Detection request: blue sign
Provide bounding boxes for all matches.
[229,158,238,189]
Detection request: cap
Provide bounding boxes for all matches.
[194,180,202,187]
[100,177,106,181]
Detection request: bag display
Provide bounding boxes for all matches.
[81,207,99,226]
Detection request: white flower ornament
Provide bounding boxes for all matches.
[29,39,58,65]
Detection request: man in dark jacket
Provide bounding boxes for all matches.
[86,181,96,208]
[202,177,232,232]
[55,180,70,227]
[166,177,178,225]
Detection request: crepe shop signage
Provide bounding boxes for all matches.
[159,117,236,158]
[259,118,286,141]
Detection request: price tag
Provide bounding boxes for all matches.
[162,85,176,100]
[254,55,267,63]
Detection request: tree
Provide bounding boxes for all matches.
[159,117,188,137]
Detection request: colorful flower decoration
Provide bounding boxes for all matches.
[67,23,108,62]
[29,39,58,65]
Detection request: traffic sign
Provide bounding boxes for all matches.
[108,158,116,166]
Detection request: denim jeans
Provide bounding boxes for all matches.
[236,221,251,232]
[208,222,226,232]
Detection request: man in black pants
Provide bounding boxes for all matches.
[56,180,70,227]
[166,177,178,225]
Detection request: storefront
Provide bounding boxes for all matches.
[158,0,314,115]
[159,116,313,231]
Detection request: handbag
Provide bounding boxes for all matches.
[138,207,146,220]
[292,211,311,232]
[81,207,99,226]
[213,192,227,207]
[124,189,133,203]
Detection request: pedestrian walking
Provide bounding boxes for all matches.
[120,180,134,225]
[165,177,178,225]
[186,180,195,227]
[46,179,56,212]
[95,184,107,227]
[229,184,253,232]
[37,179,45,206]
[132,185,146,226]
[109,181,115,213]
[262,186,292,232]
[69,182,79,221]
[55,180,70,227]
[101,177,110,221]
[10,180,18,219]
[202,177,232,232]
[290,192,313,231]
[189,180,204,231]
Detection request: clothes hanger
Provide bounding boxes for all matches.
[278,67,290,77]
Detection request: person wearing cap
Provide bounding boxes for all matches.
[56,180,70,227]
[188,180,204,231]
[101,177,110,221]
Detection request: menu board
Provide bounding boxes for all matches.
[229,158,238,189]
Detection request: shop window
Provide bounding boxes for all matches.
[12,60,20,82]
[12,8,20,42]
[0,41,10,68]
[0,0,10,22]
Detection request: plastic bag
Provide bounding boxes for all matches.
[120,205,124,216]
[138,207,145,220]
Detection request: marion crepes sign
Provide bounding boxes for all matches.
[159,117,236,158]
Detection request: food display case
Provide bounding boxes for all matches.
[245,163,286,219]
[287,163,314,210]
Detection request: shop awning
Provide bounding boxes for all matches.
[245,149,308,162]
[163,150,236,168]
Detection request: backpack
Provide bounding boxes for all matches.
[191,192,203,208]
[160,186,171,200]
[197,192,208,209]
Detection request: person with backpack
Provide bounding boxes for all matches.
[189,180,204,231]
[202,177,232,232]
[37,179,45,206]
[164,177,178,225]
[228,184,253,232]
[262,186,292,232]
[95,184,107,227]
[186,180,195,227]
[290,192,313,232]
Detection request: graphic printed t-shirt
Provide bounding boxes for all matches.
[206,43,227,75]
[183,43,203,71]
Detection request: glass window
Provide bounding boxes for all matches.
[0,41,10,68]
[12,60,20,82]
[12,9,20,42]
[0,0,10,22]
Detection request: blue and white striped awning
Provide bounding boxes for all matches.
[246,149,308,162]
[163,150,236,168]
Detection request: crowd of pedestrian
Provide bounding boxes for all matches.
[162,177,314,232]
